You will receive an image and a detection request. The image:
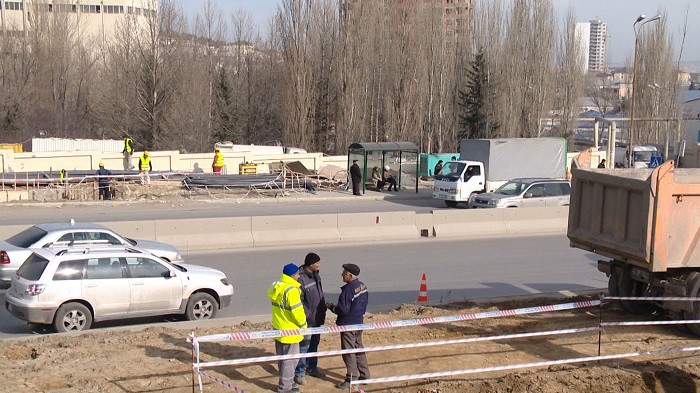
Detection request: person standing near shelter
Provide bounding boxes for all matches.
[122,136,134,170]
[383,165,398,191]
[269,263,308,393]
[139,151,153,186]
[212,148,224,175]
[95,162,112,200]
[433,160,443,177]
[350,159,362,196]
[294,252,326,385]
[326,263,370,389]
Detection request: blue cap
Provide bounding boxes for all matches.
[283,263,299,276]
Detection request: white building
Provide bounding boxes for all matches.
[575,19,607,73]
[1,0,156,41]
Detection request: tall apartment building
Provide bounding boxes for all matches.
[575,19,607,73]
[1,0,156,41]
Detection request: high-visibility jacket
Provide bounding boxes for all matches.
[268,274,307,344]
[139,156,151,171]
[213,152,224,167]
[124,138,133,153]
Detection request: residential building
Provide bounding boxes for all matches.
[575,19,608,73]
[1,0,156,41]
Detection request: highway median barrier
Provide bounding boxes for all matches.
[251,214,340,247]
[432,209,507,238]
[96,220,157,241]
[154,217,253,251]
[502,206,568,234]
[337,211,418,242]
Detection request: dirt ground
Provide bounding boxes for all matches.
[1,296,699,393]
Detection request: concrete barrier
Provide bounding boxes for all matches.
[337,211,418,242]
[252,214,340,247]
[503,207,568,234]
[432,209,507,238]
[96,220,157,241]
[154,217,253,251]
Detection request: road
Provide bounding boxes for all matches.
[0,194,444,225]
[0,234,605,338]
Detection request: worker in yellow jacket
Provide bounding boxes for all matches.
[268,263,307,393]
[212,148,224,175]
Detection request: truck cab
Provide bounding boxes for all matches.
[432,160,485,207]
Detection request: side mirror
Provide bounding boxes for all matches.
[524,192,533,198]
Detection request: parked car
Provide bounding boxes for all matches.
[468,178,571,208]
[5,247,233,332]
[0,221,182,287]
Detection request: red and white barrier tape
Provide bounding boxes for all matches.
[198,371,248,393]
[602,319,700,327]
[196,326,602,368]
[603,296,700,301]
[193,300,601,344]
[352,345,700,385]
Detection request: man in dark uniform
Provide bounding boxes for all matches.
[95,162,112,200]
[294,252,326,385]
[326,263,369,389]
[350,160,362,196]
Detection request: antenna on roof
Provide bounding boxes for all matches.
[70,219,75,226]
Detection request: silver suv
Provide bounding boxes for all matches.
[469,178,571,208]
[5,247,233,332]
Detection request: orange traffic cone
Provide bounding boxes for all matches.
[417,273,428,303]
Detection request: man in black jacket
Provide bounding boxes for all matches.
[350,160,362,195]
[294,252,326,385]
[326,263,369,389]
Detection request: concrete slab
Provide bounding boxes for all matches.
[337,211,418,242]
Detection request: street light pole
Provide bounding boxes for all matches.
[628,14,660,167]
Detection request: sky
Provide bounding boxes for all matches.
[173,0,699,64]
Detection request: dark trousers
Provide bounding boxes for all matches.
[295,333,321,376]
[376,180,385,190]
[352,179,361,195]
[340,330,370,381]
[385,177,397,191]
[98,184,111,200]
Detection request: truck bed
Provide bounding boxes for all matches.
[567,162,700,272]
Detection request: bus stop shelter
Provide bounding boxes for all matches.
[347,142,420,194]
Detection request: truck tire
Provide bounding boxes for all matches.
[683,272,700,336]
[444,200,457,208]
[185,292,218,321]
[53,302,93,332]
[614,272,654,315]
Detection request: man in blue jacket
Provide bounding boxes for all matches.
[326,263,369,389]
[294,252,326,385]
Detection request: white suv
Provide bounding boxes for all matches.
[5,248,233,332]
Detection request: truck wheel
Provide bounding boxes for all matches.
[444,200,457,208]
[185,292,218,321]
[683,272,700,336]
[613,273,651,314]
[53,302,92,332]
[607,272,624,310]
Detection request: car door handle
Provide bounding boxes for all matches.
[85,284,98,288]
[132,282,144,286]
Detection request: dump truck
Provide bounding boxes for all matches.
[567,160,700,334]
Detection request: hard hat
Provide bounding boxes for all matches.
[98,162,104,167]
[144,151,149,156]
[384,165,390,170]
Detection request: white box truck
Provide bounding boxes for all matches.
[432,138,567,207]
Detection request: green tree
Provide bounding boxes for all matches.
[212,66,238,143]
[457,49,499,140]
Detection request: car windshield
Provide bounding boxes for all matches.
[495,181,530,196]
[435,162,465,180]
[6,226,48,248]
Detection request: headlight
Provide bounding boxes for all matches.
[488,200,498,205]
[449,189,460,195]
[220,277,230,286]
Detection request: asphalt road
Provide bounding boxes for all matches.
[0,234,605,338]
[0,194,443,225]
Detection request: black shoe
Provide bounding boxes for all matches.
[336,380,351,390]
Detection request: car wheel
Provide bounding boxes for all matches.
[185,293,218,321]
[444,200,457,208]
[683,272,700,336]
[53,302,92,333]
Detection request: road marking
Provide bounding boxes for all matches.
[510,283,540,294]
